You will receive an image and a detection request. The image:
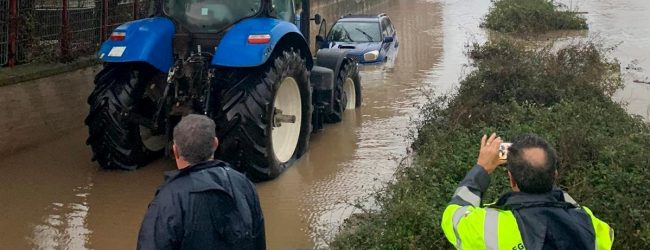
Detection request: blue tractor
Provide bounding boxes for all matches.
[85,0,362,181]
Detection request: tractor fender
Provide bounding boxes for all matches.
[97,17,175,72]
[212,17,312,68]
[314,48,355,80]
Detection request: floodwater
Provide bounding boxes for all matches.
[0,0,648,249]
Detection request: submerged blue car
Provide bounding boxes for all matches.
[321,14,399,64]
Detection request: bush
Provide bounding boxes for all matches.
[483,0,588,33]
[330,39,650,249]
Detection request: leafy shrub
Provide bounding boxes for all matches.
[331,39,650,249]
[483,0,588,33]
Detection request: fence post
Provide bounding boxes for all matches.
[133,0,139,20]
[101,0,108,41]
[7,0,16,66]
[61,0,71,61]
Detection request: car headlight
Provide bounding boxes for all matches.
[363,50,379,62]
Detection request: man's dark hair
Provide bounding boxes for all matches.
[173,114,217,164]
[507,134,558,193]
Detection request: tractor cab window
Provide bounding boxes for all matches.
[328,21,381,43]
[165,0,261,32]
[271,0,295,22]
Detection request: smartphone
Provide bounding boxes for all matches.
[499,143,512,160]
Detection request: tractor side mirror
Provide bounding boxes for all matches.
[312,14,322,25]
[383,36,394,43]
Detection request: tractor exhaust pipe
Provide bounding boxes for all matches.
[300,0,310,43]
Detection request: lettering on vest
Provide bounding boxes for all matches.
[511,243,525,250]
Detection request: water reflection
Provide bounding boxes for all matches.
[29,184,93,250]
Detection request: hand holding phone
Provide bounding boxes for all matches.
[477,133,505,174]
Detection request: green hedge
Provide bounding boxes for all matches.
[483,0,588,33]
[330,39,650,249]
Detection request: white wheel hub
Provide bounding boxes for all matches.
[139,125,167,151]
[343,77,356,110]
[271,77,302,163]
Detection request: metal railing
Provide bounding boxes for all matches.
[0,0,8,65]
[2,0,153,66]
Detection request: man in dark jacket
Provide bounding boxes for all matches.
[441,133,613,250]
[137,114,265,250]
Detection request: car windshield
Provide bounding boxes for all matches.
[164,0,261,32]
[328,21,381,42]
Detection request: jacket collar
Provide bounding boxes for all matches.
[163,160,228,184]
[492,188,577,210]
[154,160,234,197]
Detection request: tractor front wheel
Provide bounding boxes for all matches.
[325,61,362,123]
[213,51,312,181]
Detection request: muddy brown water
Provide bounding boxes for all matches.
[1,0,649,249]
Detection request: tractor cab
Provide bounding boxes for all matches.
[163,0,297,27]
[160,0,300,58]
[164,0,261,33]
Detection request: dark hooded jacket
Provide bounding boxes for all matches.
[137,160,265,250]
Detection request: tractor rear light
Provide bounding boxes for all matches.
[110,32,126,41]
[248,34,271,44]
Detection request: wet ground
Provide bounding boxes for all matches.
[1,0,649,249]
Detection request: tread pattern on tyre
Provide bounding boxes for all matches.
[212,51,313,181]
[85,64,158,170]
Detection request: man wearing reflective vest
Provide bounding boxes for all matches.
[441,133,614,250]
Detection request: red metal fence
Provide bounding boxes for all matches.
[1,0,152,66]
[1,0,8,65]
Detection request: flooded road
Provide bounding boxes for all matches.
[0,0,649,249]
[582,0,650,121]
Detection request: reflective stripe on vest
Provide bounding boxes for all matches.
[452,206,470,249]
[454,186,481,206]
[485,208,499,249]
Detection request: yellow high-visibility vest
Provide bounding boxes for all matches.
[441,204,614,250]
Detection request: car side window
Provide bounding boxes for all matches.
[381,19,389,38]
[386,18,395,36]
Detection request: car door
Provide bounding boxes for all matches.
[380,18,392,56]
[386,17,398,48]
[317,19,329,49]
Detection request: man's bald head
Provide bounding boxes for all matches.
[507,134,558,193]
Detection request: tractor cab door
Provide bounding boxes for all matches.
[315,18,329,49]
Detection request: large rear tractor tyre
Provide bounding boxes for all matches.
[213,51,313,181]
[325,61,362,123]
[85,64,167,170]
